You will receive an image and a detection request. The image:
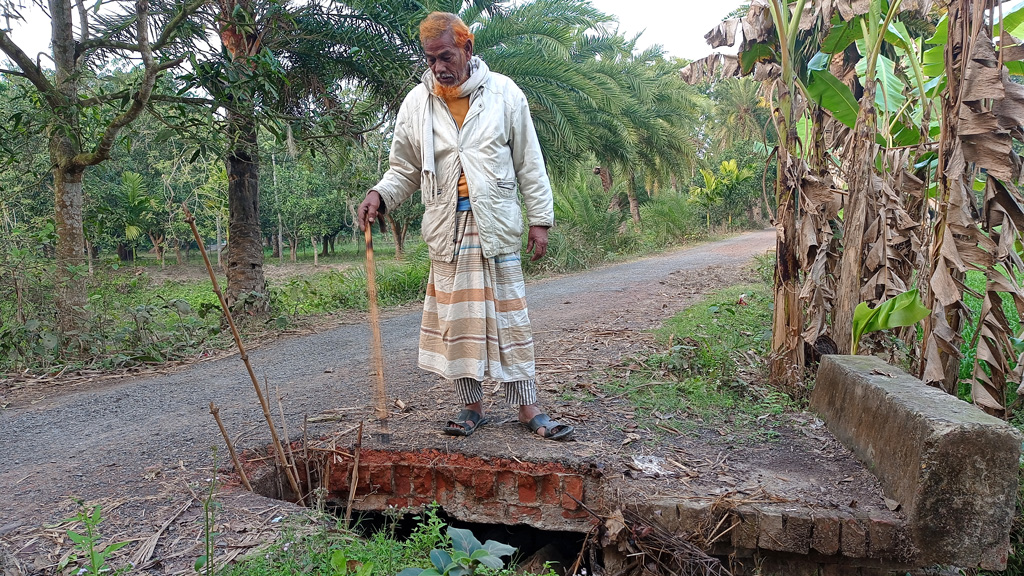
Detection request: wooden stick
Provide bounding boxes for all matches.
[182,204,302,502]
[209,402,252,492]
[344,421,364,529]
[364,226,390,442]
[275,380,305,506]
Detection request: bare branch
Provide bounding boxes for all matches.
[75,0,89,45]
[0,29,58,108]
[73,0,158,167]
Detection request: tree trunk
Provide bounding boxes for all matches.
[53,166,87,333]
[767,72,805,391]
[225,108,268,311]
[386,214,404,260]
[289,235,297,261]
[626,174,641,226]
[85,238,94,277]
[311,235,319,267]
[833,82,878,353]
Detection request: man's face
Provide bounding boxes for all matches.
[423,31,472,87]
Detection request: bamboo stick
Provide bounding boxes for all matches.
[182,204,302,502]
[344,421,364,529]
[208,402,252,492]
[364,226,390,442]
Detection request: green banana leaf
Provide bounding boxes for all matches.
[851,289,931,355]
[806,67,859,129]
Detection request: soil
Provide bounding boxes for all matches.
[0,230,891,575]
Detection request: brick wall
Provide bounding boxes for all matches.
[309,449,596,531]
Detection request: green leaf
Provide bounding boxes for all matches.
[740,42,776,75]
[921,44,944,77]
[67,530,86,543]
[330,549,348,572]
[482,540,516,558]
[448,527,482,554]
[856,53,906,115]
[997,1,1024,38]
[102,540,130,554]
[806,69,859,128]
[927,14,948,45]
[154,128,176,143]
[822,18,863,53]
[429,549,452,571]
[477,554,505,570]
[195,555,208,571]
[851,289,930,355]
[396,569,425,576]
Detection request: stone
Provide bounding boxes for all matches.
[812,355,1022,569]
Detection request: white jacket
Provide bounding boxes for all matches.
[372,59,554,262]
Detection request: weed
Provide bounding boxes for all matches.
[57,501,130,576]
[397,526,515,576]
[195,448,220,575]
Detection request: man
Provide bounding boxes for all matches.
[357,11,573,441]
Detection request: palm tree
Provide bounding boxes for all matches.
[709,78,772,152]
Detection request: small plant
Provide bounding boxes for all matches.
[396,526,515,576]
[850,288,930,355]
[330,548,376,576]
[57,501,130,576]
[195,448,220,575]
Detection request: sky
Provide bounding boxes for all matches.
[3,0,745,67]
[586,0,745,60]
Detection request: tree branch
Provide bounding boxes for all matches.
[0,29,59,108]
[73,0,158,167]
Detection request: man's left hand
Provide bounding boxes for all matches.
[526,226,549,261]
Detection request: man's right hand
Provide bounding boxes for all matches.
[357,190,382,231]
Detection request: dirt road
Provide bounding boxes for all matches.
[2,229,877,574]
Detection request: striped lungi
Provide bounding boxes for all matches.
[418,210,536,383]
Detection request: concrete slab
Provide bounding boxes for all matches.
[811,355,1023,570]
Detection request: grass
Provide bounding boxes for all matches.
[600,281,797,443]
[221,505,557,576]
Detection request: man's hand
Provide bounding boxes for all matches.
[526,226,549,261]
[357,190,383,231]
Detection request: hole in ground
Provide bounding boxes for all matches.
[346,507,589,575]
[248,446,598,574]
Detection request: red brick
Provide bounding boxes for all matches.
[560,475,584,509]
[433,468,456,505]
[393,464,413,496]
[453,466,476,489]
[538,474,559,505]
[476,501,507,521]
[517,474,538,504]
[840,515,868,558]
[411,465,433,497]
[410,496,435,507]
[508,505,543,524]
[811,513,841,556]
[474,471,496,500]
[495,470,517,502]
[356,464,373,494]
[386,496,411,509]
[331,463,353,492]
[561,508,590,520]
[369,464,393,494]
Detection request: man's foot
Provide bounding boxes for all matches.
[444,405,488,436]
[519,404,574,441]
